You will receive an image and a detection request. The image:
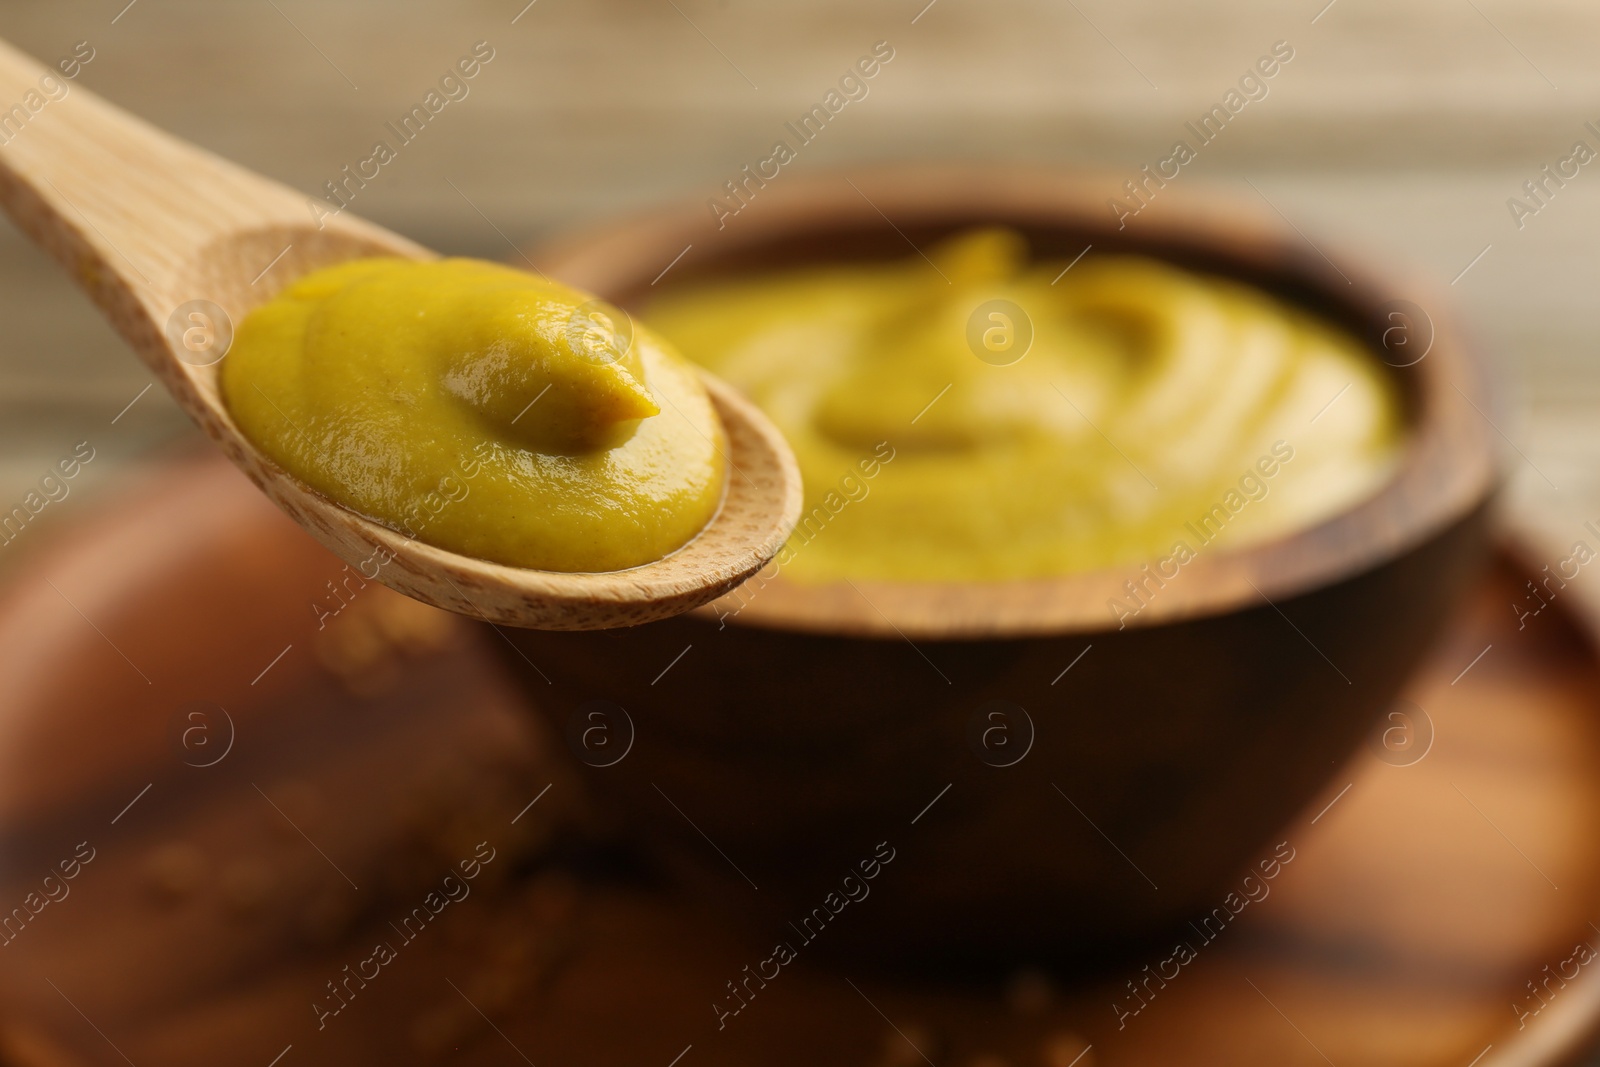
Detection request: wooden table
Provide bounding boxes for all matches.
[0,0,1596,524]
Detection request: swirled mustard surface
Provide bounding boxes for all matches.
[221,258,725,572]
[647,229,1402,583]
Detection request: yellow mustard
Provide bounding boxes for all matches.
[647,229,1402,583]
[221,258,726,572]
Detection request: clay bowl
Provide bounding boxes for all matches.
[494,165,1501,968]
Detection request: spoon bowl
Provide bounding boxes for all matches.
[0,38,800,630]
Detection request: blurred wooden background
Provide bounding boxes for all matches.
[2,0,1598,543]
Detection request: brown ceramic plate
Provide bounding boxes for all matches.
[0,452,1595,1067]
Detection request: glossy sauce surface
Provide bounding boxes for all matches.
[222,258,726,572]
[648,229,1402,582]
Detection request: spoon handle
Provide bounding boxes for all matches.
[0,38,307,333]
[0,33,424,408]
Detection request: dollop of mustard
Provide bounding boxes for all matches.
[647,229,1402,583]
[222,258,726,572]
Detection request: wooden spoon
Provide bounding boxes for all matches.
[0,38,801,630]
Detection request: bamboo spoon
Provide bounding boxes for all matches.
[0,39,801,630]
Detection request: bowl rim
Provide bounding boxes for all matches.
[531,164,1502,639]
